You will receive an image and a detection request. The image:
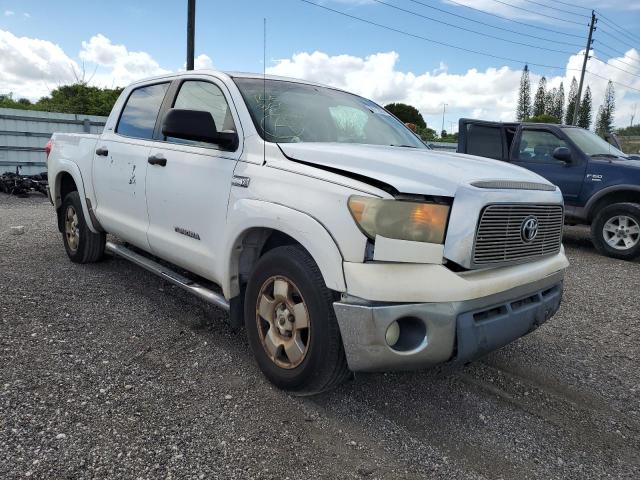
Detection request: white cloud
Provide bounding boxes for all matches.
[0,29,79,99]
[194,53,214,70]
[267,50,640,129]
[4,10,15,16]
[23,12,30,18]
[79,34,169,86]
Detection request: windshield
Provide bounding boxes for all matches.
[233,78,426,148]
[562,127,627,158]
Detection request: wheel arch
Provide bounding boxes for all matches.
[585,185,640,222]
[52,162,99,234]
[223,199,347,300]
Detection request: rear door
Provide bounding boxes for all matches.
[93,82,170,250]
[510,127,586,202]
[457,119,518,161]
[145,76,243,282]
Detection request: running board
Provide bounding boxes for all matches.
[105,241,230,311]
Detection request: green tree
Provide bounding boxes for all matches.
[577,86,593,129]
[552,82,565,122]
[532,76,547,117]
[0,84,122,116]
[516,64,531,121]
[617,124,640,136]
[384,103,426,129]
[595,81,616,137]
[565,77,578,125]
[526,113,561,124]
[416,125,437,141]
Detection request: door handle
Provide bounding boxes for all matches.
[148,154,167,167]
[96,147,109,156]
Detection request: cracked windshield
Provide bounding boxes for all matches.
[234,78,426,148]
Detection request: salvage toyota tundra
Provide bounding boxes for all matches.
[46,71,569,394]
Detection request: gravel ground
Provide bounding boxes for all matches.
[1,193,639,480]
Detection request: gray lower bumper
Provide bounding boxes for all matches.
[333,272,564,372]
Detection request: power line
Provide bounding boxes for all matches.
[487,0,588,26]
[594,45,640,72]
[598,26,640,53]
[552,0,592,12]
[296,0,575,70]
[371,0,577,54]
[587,70,640,94]
[517,0,590,18]
[596,13,640,45]
[442,0,584,38]
[295,0,640,96]
[405,0,583,47]
[590,56,640,80]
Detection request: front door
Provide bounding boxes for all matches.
[145,78,243,282]
[92,82,170,250]
[511,127,587,203]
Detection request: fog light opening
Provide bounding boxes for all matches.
[387,316,427,352]
[385,321,401,347]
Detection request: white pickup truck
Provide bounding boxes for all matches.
[47,71,568,394]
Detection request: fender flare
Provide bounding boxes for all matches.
[53,160,100,234]
[584,184,640,219]
[222,198,346,298]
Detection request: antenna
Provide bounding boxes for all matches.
[263,17,267,165]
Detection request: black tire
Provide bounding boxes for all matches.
[61,191,106,264]
[591,202,640,261]
[244,245,350,395]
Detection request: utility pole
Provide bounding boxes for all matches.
[441,103,447,137]
[186,0,196,70]
[572,10,596,126]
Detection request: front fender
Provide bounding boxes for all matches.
[222,198,346,298]
[52,160,99,234]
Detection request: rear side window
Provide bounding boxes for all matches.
[116,83,170,139]
[466,124,503,160]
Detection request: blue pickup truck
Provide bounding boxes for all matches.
[457,119,640,260]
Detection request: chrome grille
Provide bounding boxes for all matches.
[473,204,564,266]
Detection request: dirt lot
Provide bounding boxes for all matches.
[1,193,639,479]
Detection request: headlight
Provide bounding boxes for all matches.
[348,196,450,244]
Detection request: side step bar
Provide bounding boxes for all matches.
[105,241,230,311]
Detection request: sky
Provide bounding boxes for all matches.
[1,0,640,130]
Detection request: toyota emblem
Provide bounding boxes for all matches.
[521,216,539,243]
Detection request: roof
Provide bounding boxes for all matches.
[125,69,332,90]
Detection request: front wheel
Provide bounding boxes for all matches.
[244,245,350,395]
[591,202,640,261]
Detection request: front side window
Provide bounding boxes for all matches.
[164,81,236,148]
[233,78,425,148]
[116,83,169,139]
[517,130,568,163]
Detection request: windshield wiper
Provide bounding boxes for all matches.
[591,153,624,159]
[389,144,418,148]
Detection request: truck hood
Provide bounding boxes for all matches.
[278,143,553,197]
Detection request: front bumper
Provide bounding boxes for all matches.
[333,272,563,372]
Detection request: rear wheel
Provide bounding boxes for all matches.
[61,191,106,263]
[244,245,350,395]
[591,202,640,261]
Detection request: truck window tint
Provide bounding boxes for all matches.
[518,130,568,163]
[167,81,236,147]
[116,83,169,139]
[466,125,502,160]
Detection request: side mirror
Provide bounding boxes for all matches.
[162,109,238,150]
[553,146,572,163]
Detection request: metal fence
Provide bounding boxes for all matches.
[0,108,107,175]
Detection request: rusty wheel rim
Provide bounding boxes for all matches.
[64,205,80,252]
[255,275,311,369]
